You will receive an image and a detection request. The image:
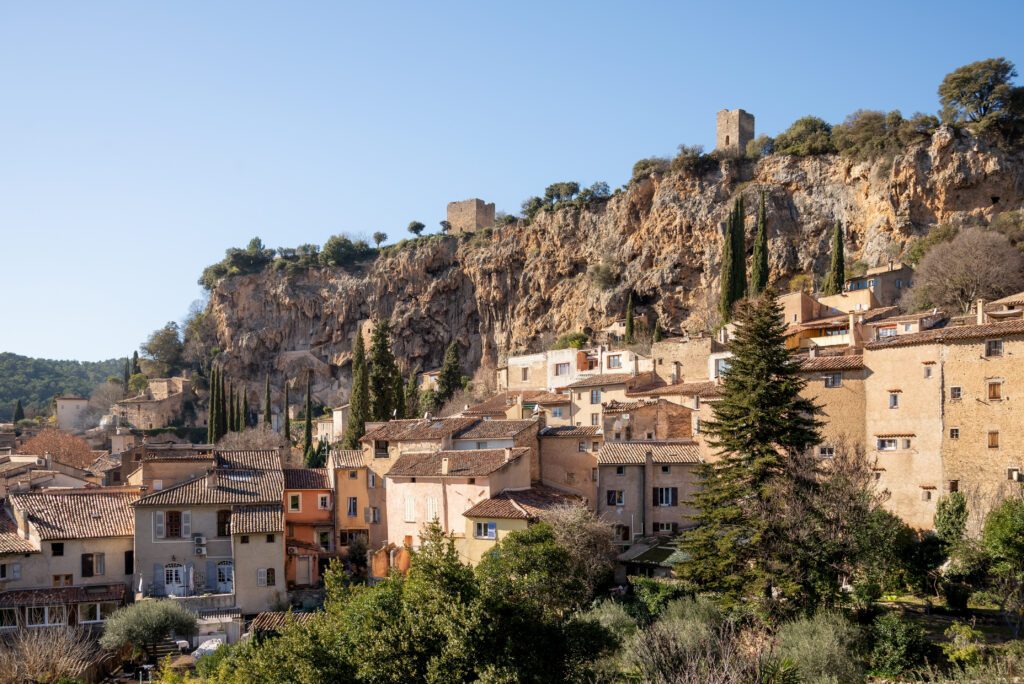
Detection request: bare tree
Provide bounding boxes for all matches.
[216,424,288,450]
[906,228,1024,313]
[539,505,616,601]
[85,380,124,426]
[0,626,94,683]
[18,428,95,469]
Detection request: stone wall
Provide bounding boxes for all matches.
[446,198,495,234]
[715,109,754,156]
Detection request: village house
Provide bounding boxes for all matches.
[54,396,90,432]
[329,449,369,557]
[650,335,723,385]
[844,261,913,307]
[125,443,216,491]
[565,372,655,429]
[497,346,654,392]
[114,376,198,430]
[0,488,139,631]
[538,425,603,505]
[314,414,334,446]
[463,390,572,425]
[798,353,868,454]
[283,468,334,587]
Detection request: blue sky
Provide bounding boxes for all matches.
[1,1,1022,361]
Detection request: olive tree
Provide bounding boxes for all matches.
[99,600,197,662]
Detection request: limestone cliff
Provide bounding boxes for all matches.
[206,127,1024,403]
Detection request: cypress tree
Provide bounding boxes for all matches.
[652,319,663,343]
[263,375,272,427]
[342,334,369,449]
[123,358,130,388]
[131,351,140,376]
[217,372,227,439]
[227,383,236,432]
[404,370,421,420]
[750,191,769,295]
[821,221,845,296]
[303,371,313,459]
[13,400,24,423]
[242,392,250,430]
[283,383,291,443]
[368,320,399,421]
[719,205,738,322]
[731,196,748,302]
[207,368,217,443]
[391,370,406,420]
[435,341,462,409]
[624,293,635,344]
[677,292,821,606]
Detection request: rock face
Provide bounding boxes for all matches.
[206,128,1024,403]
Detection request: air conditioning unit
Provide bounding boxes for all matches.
[287,546,297,555]
[194,546,207,556]
[193,536,207,545]
[35,458,46,467]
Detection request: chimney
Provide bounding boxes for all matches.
[206,469,218,489]
[848,312,858,348]
[977,298,986,325]
[504,448,512,463]
[440,457,449,475]
[808,346,818,359]
[888,259,894,271]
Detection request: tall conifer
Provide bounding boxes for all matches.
[217,372,227,439]
[821,221,845,296]
[404,370,421,420]
[13,400,24,423]
[207,368,217,443]
[283,383,291,442]
[242,392,250,430]
[131,351,140,376]
[731,196,747,301]
[719,205,738,322]
[750,191,769,295]
[368,320,399,421]
[123,359,130,388]
[435,342,462,409]
[343,333,369,449]
[303,371,313,460]
[624,293,635,344]
[264,375,272,427]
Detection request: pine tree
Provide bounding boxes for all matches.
[678,292,821,605]
[404,370,421,420]
[731,196,748,302]
[368,320,399,421]
[131,351,140,376]
[283,383,291,443]
[264,375,272,427]
[435,341,462,409]
[750,191,769,295]
[624,293,635,344]
[123,359,130,388]
[343,333,369,449]
[821,221,845,296]
[303,371,313,459]
[13,400,24,423]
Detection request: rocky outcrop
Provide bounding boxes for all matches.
[206,128,1024,403]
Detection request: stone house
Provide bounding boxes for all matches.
[799,354,868,455]
[282,468,334,587]
[114,376,197,430]
[329,449,370,557]
[460,485,580,565]
[844,262,913,307]
[463,390,571,425]
[0,489,139,630]
[54,396,90,432]
[497,346,654,392]
[625,381,723,463]
[314,415,334,446]
[602,398,693,443]
[565,372,654,429]
[538,426,603,505]
[650,335,723,385]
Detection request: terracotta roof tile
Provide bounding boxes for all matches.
[215,449,283,471]
[135,469,284,507]
[361,416,479,443]
[565,373,643,389]
[283,468,331,490]
[249,611,316,632]
[598,440,701,465]
[539,426,603,437]
[463,391,568,416]
[628,380,722,399]
[864,319,1024,350]
[388,448,529,478]
[0,583,126,607]
[0,508,36,554]
[329,449,364,469]
[463,485,582,520]
[231,503,284,535]
[9,489,140,540]
[603,399,667,414]
[800,355,865,371]
[455,420,538,440]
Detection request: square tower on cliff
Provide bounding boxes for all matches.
[447,198,495,234]
[716,109,755,157]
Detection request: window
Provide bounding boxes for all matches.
[0,563,19,581]
[266,568,276,586]
[823,373,842,388]
[257,568,277,587]
[370,507,380,524]
[606,490,624,506]
[369,472,376,488]
[578,441,587,453]
[655,487,678,507]
[819,445,835,458]
[654,522,678,535]
[661,465,670,473]
[877,438,897,451]
[989,431,1000,449]
[52,574,72,587]
[125,550,134,576]
[81,553,105,578]
[318,494,330,510]
[607,355,622,369]
[986,339,1004,357]
[0,608,16,630]
[902,438,912,449]
[319,531,331,551]
[521,367,528,381]
[78,602,117,624]
[949,428,960,439]
[554,362,569,376]
[923,366,932,379]
[426,496,439,521]
[1009,469,1020,482]
[590,389,601,405]
[949,480,959,493]
[614,524,631,542]
[590,413,600,426]
[551,407,563,418]
[153,479,163,490]
[694,417,701,434]
[888,392,899,409]
[347,497,357,517]
[348,470,358,479]
[217,510,231,537]
[404,497,415,523]
[592,441,600,452]
[988,381,1003,401]
[373,440,389,458]
[878,327,897,338]
[266,534,275,543]
[51,542,64,557]
[164,510,188,538]
[591,468,598,481]
[615,466,625,475]
[27,605,66,627]
[646,431,654,440]
[714,358,730,378]
[288,494,301,512]
[921,489,933,502]
[950,386,962,400]
[240,535,250,544]
[474,521,497,539]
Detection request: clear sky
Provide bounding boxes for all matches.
[1,1,1022,361]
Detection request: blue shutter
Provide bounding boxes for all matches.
[206,560,218,591]
[185,561,194,593]
[152,563,164,594]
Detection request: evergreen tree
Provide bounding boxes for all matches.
[123,358,130,388]
[435,341,462,409]
[228,383,236,432]
[343,334,369,449]
[750,191,769,295]
[303,371,313,459]
[242,392,250,430]
[131,351,140,375]
[624,293,635,344]
[821,221,845,296]
[305,440,327,468]
[283,383,291,443]
[368,320,399,421]
[217,372,227,440]
[12,400,24,423]
[404,370,421,420]
[719,204,739,322]
[391,370,406,420]
[264,375,272,427]
[652,317,663,343]
[731,196,748,302]
[207,368,217,443]
[678,292,821,607]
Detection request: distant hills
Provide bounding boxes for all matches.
[0,352,123,421]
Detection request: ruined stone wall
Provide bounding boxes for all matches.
[447,198,495,233]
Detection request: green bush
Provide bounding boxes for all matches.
[745,134,775,159]
[904,222,960,265]
[588,262,617,290]
[775,116,836,156]
[670,144,718,175]
[552,332,589,349]
[627,577,691,623]
[630,156,670,183]
[99,600,197,662]
[320,234,374,268]
[775,611,863,684]
[869,612,927,677]
[942,621,983,666]
[935,492,968,545]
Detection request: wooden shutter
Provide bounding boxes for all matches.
[181,511,192,538]
[671,488,678,506]
[257,568,267,587]
[652,488,658,506]
[82,554,93,578]
[363,506,370,523]
[154,511,165,539]
[152,563,165,593]
[206,560,218,591]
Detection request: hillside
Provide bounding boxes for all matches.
[203,126,1024,405]
[0,353,123,421]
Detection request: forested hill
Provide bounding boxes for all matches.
[0,352,123,421]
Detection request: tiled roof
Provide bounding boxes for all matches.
[249,611,317,632]
[0,508,36,554]
[283,468,331,490]
[628,380,723,399]
[215,449,282,471]
[539,426,603,437]
[135,469,284,507]
[89,454,122,475]
[361,416,479,443]
[231,504,284,535]
[800,355,865,371]
[329,449,364,469]
[455,420,537,440]
[10,489,140,540]
[0,583,126,607]
[463,391,568,416]
[598,440,701,465]
[388,448,529,478]
[464,485,582,520]
[565,373,640,389]
[603,399,662,414]
[988,291,1024,308]
[864,319,1024,350]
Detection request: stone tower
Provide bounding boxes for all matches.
[716,109,755,156]
[446,198,496,234]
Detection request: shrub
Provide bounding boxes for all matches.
[99,600,198,662]
[552,332,589,349]
[583,600,639,642]
[775,116,836,156]
[789,273,814,293]
[588,262,617,290]
[746,134,775,159]
[628,577,692,623]
[869,612,927,677]
[521,196,545,220]
[935,491,968,545]
[904,222,960,265]
[775,611,863,684]
[670,144,718,176]
[630,156,670,183]
[320,234,374,268]
[942,621,983,666]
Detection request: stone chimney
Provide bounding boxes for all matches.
[808,346,818,359]
[504,448,512,463]
[848,312,859,348]
[206,470,218,489]
[440,457,449,475]
[977,299,987,325]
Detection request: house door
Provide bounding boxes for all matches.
[216,561,234,593]
[296,556,311,585]
[164,563,185,596]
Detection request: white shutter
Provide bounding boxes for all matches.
[182,511,192,538]
[256,568,267,587]
[426,497,438,521]
[96,553,105,576]
[154,511,165,539]
[11,563,20,580]
[404,497,415,523]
